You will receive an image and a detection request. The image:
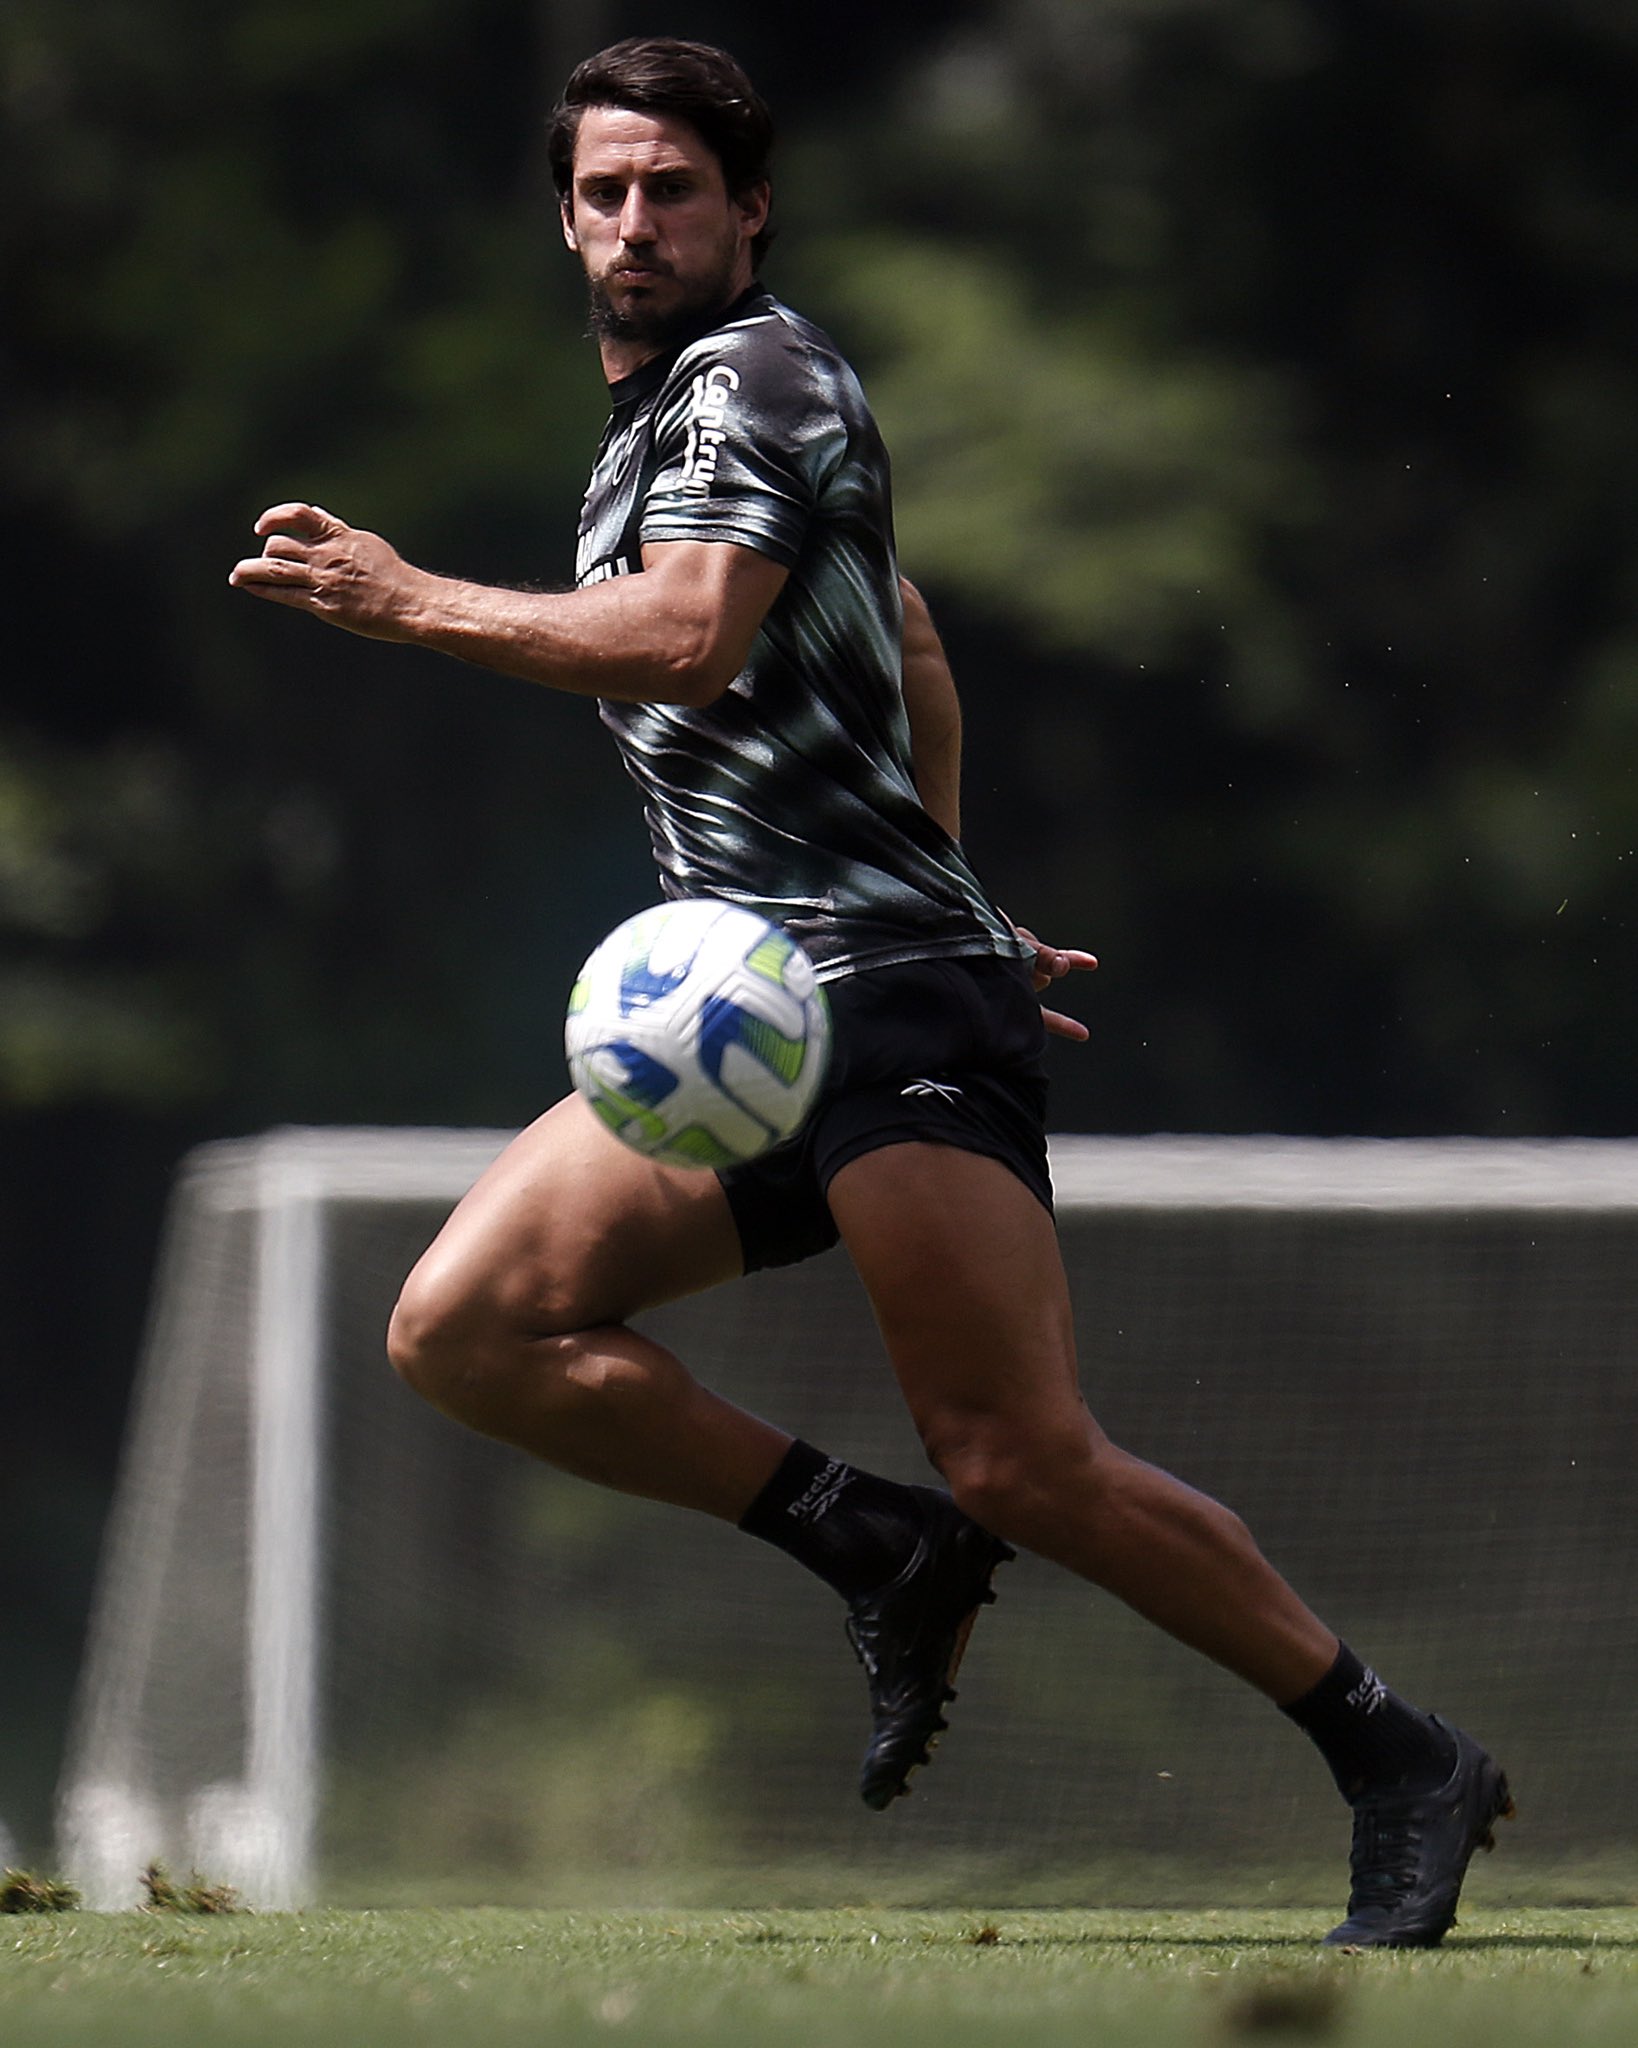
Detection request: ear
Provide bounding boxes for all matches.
[735,179,771,247]
[561,197,579,254]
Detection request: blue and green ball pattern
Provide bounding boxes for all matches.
[565,902,831,1169]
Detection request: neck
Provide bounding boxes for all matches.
[598,334,667,382]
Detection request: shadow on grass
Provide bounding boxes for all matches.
[734,1927,1638,1955]
[1094,1931,1638,1955]
[734,1929,1325,1952]
[1437,1933,1638,1953]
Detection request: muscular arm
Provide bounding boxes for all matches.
[229,503,787,708]
[899,576,963,840]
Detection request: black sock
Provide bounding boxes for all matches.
[738,1439,924,1602]
[1280,1642,1458,1802]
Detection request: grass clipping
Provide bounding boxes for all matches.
[141,1862,242,1915]
[1,1869,82,1913]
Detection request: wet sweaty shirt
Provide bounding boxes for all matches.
[576,286,1030,982]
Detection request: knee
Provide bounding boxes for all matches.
[387,1251,556,1405]
[387,1259,658,1438]
[927,1413,1108,1548]
[386,1263,480,1406]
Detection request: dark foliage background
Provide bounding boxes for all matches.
[3,0,1634,1854]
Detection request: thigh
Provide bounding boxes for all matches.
[404,1092,745,1334]
[826,1140,1087,1443]
[724,954,1051,1275]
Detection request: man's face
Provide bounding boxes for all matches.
[563,106,768,361]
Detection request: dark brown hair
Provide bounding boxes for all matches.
[547,38,776,267]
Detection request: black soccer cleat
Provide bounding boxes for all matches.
[1323,1718,1514,1949]
[845,1486,1015,1811]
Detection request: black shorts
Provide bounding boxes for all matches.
[718,951,1053,1274]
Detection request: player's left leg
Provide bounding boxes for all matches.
[828,1140,1338,1697]
[827,1139,1510,1946]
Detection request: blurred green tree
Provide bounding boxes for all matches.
[2,0,632,1125]
[775,0,1638,1133]
[6,0,1635,1135]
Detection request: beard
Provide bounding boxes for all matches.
[585,238,745,351]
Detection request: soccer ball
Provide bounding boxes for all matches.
[565,900,831,1169]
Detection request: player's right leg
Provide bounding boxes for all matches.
[388,1089,1006,1802]
[386,1091,790,1519]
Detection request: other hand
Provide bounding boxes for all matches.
[228,503,425,641]
[1014,923,1098,1042]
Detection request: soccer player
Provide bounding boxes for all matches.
[229,37,1509,1946]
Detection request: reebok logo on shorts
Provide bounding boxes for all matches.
[900,1078,964,1104]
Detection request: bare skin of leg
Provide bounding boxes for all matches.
[826,1141,1339,1705]
[392,1100,1335,1702]
[387,1093,790,1521]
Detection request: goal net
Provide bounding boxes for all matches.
[59,1129,1638,1909]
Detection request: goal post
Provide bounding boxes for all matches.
[59,1130,510,1909]
[59,1129,1638,1908]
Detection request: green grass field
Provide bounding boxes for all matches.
[5,1906,1637,2047]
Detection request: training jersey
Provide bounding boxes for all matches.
[575,286,1030,983]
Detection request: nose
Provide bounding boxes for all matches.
[618,186,657,246]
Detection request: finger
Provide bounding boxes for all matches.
[253,501,338,540]
[1030,947,1098,985]
[1017,924,1061,992]
[1041,1007,1090,1043]
[228,555,313,590]
[227,576,318,611]
[261,533,310,562]
[1016,922,1096,962]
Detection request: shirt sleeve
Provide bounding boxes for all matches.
[639,322,845,567]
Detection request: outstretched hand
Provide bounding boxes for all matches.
[1014,923,1098,1042]
[228,503,424,641]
